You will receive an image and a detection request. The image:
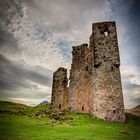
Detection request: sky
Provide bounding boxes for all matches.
[0,0,140,108]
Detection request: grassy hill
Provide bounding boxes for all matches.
[0,101,30,113]
[125,105,140,117]
[0,101,140,140]
[134,105,140,110]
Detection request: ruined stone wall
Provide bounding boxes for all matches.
[90,22,125,122]
[68,44,93,113]
[51,67,68,110]
[51,21,125,123]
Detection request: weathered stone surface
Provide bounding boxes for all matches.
[68,43,93,114]
[51,21,125,123]
[51,67,68,110]
[91,22,125,123]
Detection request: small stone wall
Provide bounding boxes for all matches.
[51,67,68,110]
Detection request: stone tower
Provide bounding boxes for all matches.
[68,44,93,114]
[90,22,125,122]
[51,21,125,123]
[51,67,68,110]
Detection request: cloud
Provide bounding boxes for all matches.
[0,28,22,60]
[0,54,52,86]
[0,54,53,105]
[107,0,140,66]
[23,0,111,43]
[0,0,139,108]
[121,65,140,108]
[0,0,23,26]
[107,0,140,108]
[0,0,71,105]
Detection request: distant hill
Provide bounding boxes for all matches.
[37,100,50,106]
[0,101,30,113]
[125,105,140,116]
[134,105,140,110]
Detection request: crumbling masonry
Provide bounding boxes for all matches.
[51,68,68,110]
[51,21,125,123]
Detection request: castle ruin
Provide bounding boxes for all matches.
[51,21,125,123]
[51,67,68,110]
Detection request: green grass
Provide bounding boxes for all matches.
[0,101,140,140]
[0,101,29,113]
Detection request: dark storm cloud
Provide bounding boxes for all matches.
[0,0,23,56]
[0,28,20,54]
[127,0,140,67]
[0,54,52,91]
[108,0,140,67]
[127,0,140,38]
[0,0,23,25]
[109,0,140,108]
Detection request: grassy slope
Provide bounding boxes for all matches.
[0,101,140,140]
[125,106,140,117]
[0,101,29,113]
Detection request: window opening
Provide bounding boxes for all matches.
[59,104,61,109]
[113,110,116,114]
[104,31,109,36]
